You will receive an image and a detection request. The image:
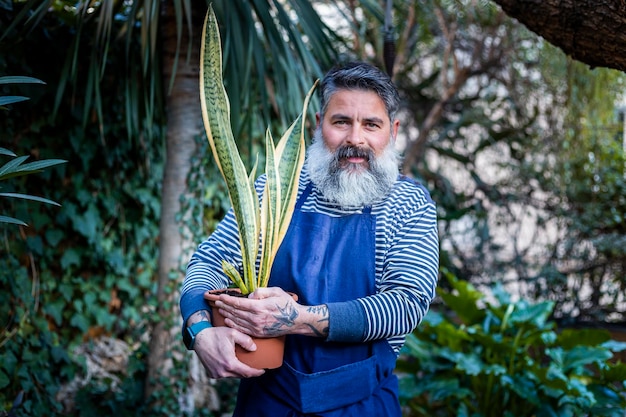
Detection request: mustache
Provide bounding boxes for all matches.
[335,145,374,162]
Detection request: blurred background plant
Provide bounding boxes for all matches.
[0,76,66,226]
[398,272,626,416]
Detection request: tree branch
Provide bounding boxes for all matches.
[493,0,626,72]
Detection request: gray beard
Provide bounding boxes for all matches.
[305,128,400,207]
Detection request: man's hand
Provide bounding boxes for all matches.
[192,326,265,378]
[205,287,329,339]
[186,310,265,378]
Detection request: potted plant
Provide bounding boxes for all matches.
[198,6,316,368]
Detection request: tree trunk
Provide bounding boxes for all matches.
[145,1,205,399]
[493,0,626,72]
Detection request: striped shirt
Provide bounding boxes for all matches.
[180,170,439,354]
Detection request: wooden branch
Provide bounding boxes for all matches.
[493,0,626,72]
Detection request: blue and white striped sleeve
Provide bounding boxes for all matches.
[360,184,439,347]
[179,207,242,326]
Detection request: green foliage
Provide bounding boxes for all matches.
[360,0,626,323]
[523,53,626,321]
[0,256,73,416]
[0,0,332,413]
[0,19,164,413]
[0,76,45,106]
[398,272,626,416]
[0,147,66,225]
[2,0,625,414]
[0,120,164,416]
[0,76,66,226]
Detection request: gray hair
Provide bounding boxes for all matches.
[318,61,400,122]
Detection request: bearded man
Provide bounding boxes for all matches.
[180,61,439,416]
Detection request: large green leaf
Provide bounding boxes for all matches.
[201,5,259,293]
[562,346,612,371]
[0,76,45,85]
[0,193,61,206]
[438,272,484,324]
[0,215,28,226]
[258,128,279,289]
[0,96,29,106]
[0,157,67,181]
[200,5,314,293]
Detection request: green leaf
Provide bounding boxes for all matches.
[602,362,626,382]
[438,274,484,324]
[505,374,542,403]
[508,301,554,328]
[258,128,279,289]
[200,5,259,293]
[0,155,29,178]
[200,5,313,293]
[60,248,81,269]
[70,314,89,332]
[562,345,612,371]
[46,301,65,326]
[0,96,29,106]
[0,215,27,226]
[73,203,99,243]
[45,229,64,247]
[0,193,61,206]
[222,260,246,293]
[0,156,66,181]
[453,352,483,375]
[275,81,317,240]
[602,339,626,353]
[0,369,9,389]
[0,148,17,157]
[0,76,46,85]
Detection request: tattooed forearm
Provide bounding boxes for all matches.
[306,305,329,337]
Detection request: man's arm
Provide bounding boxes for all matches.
[206,287,330,339]
[360,195,439,342]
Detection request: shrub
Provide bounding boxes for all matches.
[397,272,626,416]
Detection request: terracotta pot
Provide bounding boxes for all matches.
[204,288,298,370]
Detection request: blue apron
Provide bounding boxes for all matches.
[233,183,401,417]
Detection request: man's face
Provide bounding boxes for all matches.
[306,89,400,207]
[316,89,399,173]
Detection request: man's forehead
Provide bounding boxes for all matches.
[325,90,388,114]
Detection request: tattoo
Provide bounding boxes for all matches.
[263,302,298,336]
[187,309,211,327]
[306,323,329,338]
[307,305,328,315]
[307,305,329,337]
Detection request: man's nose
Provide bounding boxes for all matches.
[345,125,365,146]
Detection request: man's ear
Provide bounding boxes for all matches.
[315,112,321,128]
[391,119,400,141]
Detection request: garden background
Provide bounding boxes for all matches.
[2,1,626,416]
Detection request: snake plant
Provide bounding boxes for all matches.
[200,5,316,295]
